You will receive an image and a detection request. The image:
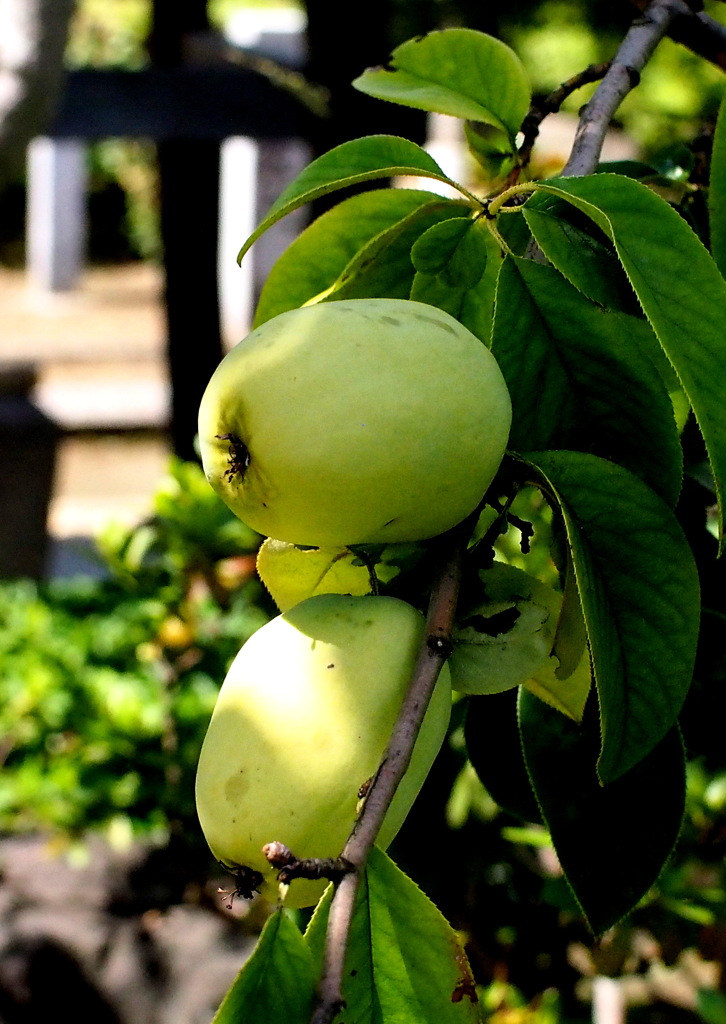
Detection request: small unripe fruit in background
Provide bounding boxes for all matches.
[198,298,511,547]
[195,593,452,908]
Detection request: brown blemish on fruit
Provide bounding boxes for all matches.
[225,771,249,803]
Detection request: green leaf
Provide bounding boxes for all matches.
[523,642,591,724]
[708,92,726,279]
[464,121,517,182]
[410,271,469,319]
[519,450,699,783]
[697,988,726,1024]
[306,847,481,1023]
[411,217,488,288]
[326,198,472,302]
[522,197,633,310]
[492,257,684,507]
[519,688,685,936]
[255,538,399,612]
[238,135,469,263]
[353,28,530,141]
[465,689,543,823]
[253,188,452,326]
[526,173,726,546]
[410,226,502,341]
[212,909,316,1024]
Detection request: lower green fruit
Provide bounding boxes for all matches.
[195,593,452,908]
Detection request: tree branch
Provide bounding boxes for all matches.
[631,0,726,71]
[562,0,696,177]
[514,61,611,180]
[308,517,472,1024]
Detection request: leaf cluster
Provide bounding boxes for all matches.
[230,22,726,939]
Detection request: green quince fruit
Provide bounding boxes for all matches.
[198,298,511,547]
[195,593,452,908]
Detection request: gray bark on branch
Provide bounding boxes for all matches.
[562,0,696,178]
[632,0,726,71]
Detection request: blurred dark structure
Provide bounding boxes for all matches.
[0,365,58,578]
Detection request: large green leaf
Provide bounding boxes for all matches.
[238,135,471,263]
[306,847,481,1023]
[708,92,726,279]
[212,909,316,1024]
[525,174,726,545]
[492,257,683,507]
[519,451,699,783]
[253,188,455,326]
[353,29,530,141]
[519,688,685,935]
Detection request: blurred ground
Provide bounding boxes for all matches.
[0,835,259,1024]
[0,262,172,576]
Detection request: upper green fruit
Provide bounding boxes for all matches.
[198,298,512,547]
[195,593,452,908]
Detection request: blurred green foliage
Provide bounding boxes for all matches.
[0,459,270,847]
[66,0,151,70]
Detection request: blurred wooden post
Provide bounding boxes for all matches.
[26,136,87,291]
[150,0,224,463]
[219,8,311,345]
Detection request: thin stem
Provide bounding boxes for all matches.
[487,181,538,218]
[484,217,513,255]
[516,61,612,176]
[562,0,695,177]
[308,518,472,1024]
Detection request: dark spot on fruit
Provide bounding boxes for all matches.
[217,433,250,483]
[413,311,457,335]
[327,663,335,669]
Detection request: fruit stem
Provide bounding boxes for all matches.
[308,514,475,1024]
